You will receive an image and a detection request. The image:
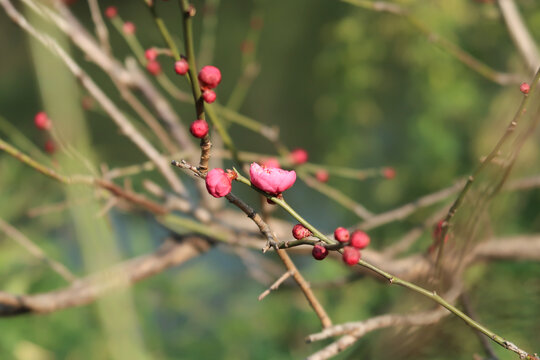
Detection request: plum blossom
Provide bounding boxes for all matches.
[249,162,296,195]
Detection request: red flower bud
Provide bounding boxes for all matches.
[520,82,530,94]
[105,6,117,19]
[315,169,329,183]
[190,119,209,138]
[34,111,51,130]
[289,148,308,165]
[198,65,221,89]
[334,227,350,243]
[205,168,232,198]
[342,246,360,266]
[312,244,328,260]
[202,90,217,104]
[146,60,162,76]
[292,224,311,240]
[174,59,189,75]
[350,230,370,249]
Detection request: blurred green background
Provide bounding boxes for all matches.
[0,0,539,359]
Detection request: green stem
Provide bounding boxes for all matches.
[234,166,532,359]
[144,0,181,60]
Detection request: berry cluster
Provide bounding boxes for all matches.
[290,224,371,266]
[334,227,370,266]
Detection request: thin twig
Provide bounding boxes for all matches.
[0,217,76,283]
[258,270,294,301]
[497,0,540,73]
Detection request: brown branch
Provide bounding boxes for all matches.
[0,236,210,316]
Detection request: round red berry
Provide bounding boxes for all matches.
[334,227,350,243]
[198,65,222,89]
[146,60,162,76]
[292,224,311,240]
[520,82,530,94]
[315,169,329,183]
[174,59,189,75]
[350,230,370,249]
[202,90,217,104]
[145,48,158,61]
[312,244,328,260]
[190,119,209,138]
[105,6,117,18]
[123,22,136,35]
[34,111,51,130]
[342,246,360,266]
[290,148,308,165]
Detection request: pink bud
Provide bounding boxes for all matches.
[34,111,51,130]
[123,22,136,35]
[520,82,530,94]
[261,158,280,169]
[44,139,55,154]
[249,162,296,195]
[146,60,162,76]
[292,224,311,240]
[105,6,117,18]
[315,169,329,183]
[290,148,308,165]
[342,246,360,266]
[312,244,328,260]
[190,119,209,138]
[198,65,222,89]
[145,48,158,61]
[202,89,217,103]
[205,168,232,198]
[383,167,396,179]
[350,230,370,249]
[334,227,349,243]
[174,59,189,75]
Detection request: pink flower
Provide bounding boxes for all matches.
[249,162,296,195]
[205,168,233,198]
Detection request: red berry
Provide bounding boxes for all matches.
[145,48,158,61]
[292,224,311,240]
[290,148,308,165]
[312,244,328,260]
[342,246,360,266]
[350,230,370,249]
[34,111,51,130]
[383,167,396,179]
[334,227,350,243]
[520,82,530,94]
[315,169,329,183]
[123,22,136,35]
[174,59,189,75]
[198,65,222,89]
[44,139,55,154]
[146,60,162,76]
[105,6,117,18]
[190,119,209,138]
[202,90,217,103]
